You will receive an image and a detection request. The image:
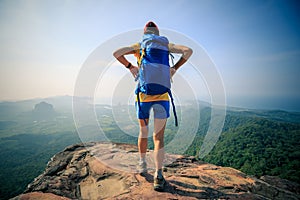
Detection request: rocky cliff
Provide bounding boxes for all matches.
[12,142,300,200]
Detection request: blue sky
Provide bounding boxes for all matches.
[0,0,299,111]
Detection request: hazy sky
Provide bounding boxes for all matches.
[0,0,299,111]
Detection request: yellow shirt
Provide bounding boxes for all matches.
[132,42,171,102]
[136,92,169,102]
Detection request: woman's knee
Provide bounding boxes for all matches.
[139,128,148,138]
[153,132,164,141]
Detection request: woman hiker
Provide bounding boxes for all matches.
[113,21,192,191]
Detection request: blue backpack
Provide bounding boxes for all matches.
[135,34,178,126]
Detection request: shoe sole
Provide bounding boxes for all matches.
[154,179,166,191]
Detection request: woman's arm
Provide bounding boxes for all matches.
[169,44,193,71]
[113,46,139,78]
[113,46,136,68]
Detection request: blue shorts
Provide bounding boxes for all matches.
[135,101,170,119]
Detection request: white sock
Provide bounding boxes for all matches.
[140,157,146,163]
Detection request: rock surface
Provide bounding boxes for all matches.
[12,142,300,200]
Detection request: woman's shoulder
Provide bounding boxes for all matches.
[131,42,140,49]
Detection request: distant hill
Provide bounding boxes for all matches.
[226,106,300,123]
[32,101,56,121]
[0,96,89,121]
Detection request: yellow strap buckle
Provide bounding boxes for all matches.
[138,48,145,67]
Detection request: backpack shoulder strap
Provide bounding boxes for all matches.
[168,89,178,127]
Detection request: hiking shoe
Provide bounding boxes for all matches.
[153,176,166,191]
[137,161,147,174]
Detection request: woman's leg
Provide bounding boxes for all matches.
[138,119,149,160]
[153,118,167,172]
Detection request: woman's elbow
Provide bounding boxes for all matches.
[184,48,193,59]
[188,48,193,55]
[113,50,119,59]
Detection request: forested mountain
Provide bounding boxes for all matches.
[201,113,300,183]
